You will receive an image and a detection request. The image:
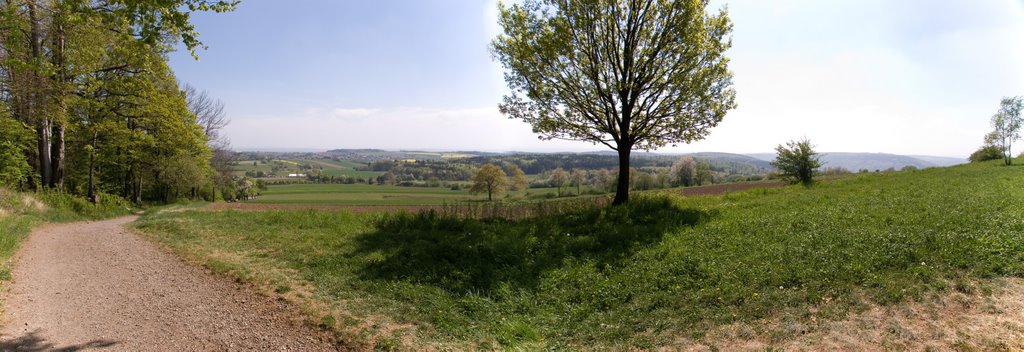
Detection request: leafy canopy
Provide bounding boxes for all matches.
[492,0,736,204]
[471,164,508,201]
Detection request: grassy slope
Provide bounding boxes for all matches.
[0,189,134,281]
[133,161,1024,349]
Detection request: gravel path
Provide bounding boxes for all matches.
[0,216,339,351]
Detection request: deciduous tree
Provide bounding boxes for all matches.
[471,164,508,201]
[670,156,696,187]
[550,167,568,196]
[569,168,585,195]
[695,160,713,186]
[492,0,736,205]
[505,162,529,192]
[989,96,1023,165]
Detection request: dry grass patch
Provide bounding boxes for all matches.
[677,278,1024,351]
[20,195,46,211]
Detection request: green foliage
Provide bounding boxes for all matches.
[695,160,714,186]
[771,138,822,186]
[134,162,1024,349]
[492,0,736,204]
[1,0,230,203]
[969,145,1003,163]
[0,109,32,188]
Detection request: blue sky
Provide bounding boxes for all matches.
[170,0,1024,157]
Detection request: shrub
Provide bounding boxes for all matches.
[771,138,821,186]
[969,145,1003,163]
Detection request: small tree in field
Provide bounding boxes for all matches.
[570,169,585,195]
[695,160,714,186]
[550,167,569,196]
[772,138,821,186]
[989,96,1024,165]
[471,164,508,201]
[506,163,529,192]
[492,0,736,205]
[670,156,697,187]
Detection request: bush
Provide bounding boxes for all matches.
[35,190,133,220]
[771,138,822,186]
[969,145,1003,163]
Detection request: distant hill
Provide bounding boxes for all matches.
[687,152,774,170]
[746,152,967,171]
[906,155,966,167]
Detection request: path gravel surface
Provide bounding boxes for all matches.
[0,216,339,351]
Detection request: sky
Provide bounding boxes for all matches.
[169,0,1024,157]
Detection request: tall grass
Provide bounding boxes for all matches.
[133,161,1024,349]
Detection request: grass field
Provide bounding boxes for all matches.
[133,160,1024,349]
[299,159,383,179]
[232,158,384,179]
[249,183,580,206]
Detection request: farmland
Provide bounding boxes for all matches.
[248,183,585,206]
[231,159,383,180]
[133,160,1024,350]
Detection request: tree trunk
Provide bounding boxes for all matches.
[612,148,631,205]
[28,0,51,188]
[49,10,67,189]
[50,124,65,189]
[134,173,143,204]
[88,132,97,203]
[123,167,132,198]
[36,121,52,186]
[1003,139,1011,165]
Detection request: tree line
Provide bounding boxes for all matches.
[0,0,240,203]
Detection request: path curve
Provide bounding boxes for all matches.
[0,216,339,351]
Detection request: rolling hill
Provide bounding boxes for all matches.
[747,152,966,171]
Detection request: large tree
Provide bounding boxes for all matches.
[492,0,736,205]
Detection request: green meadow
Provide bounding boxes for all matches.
[133,160,1024,349]
[250,183,579,206]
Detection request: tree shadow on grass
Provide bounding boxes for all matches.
[0,329,119,351]
[353,196,711,295]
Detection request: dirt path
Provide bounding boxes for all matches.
[0,216,339,351]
